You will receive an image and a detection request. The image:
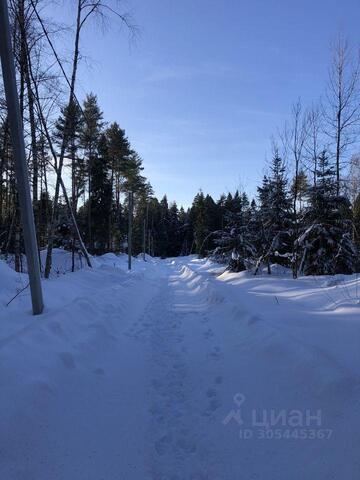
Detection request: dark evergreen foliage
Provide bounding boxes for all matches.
[1,86,359,277]
[297,151,357,275]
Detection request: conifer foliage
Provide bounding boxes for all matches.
[297,151,356,275]
[255,152,293,273]
[0,2,359,278]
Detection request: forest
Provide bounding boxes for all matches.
[1,2,360,479]
[1,0,360,280]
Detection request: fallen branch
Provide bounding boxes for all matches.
[6,282,30,307]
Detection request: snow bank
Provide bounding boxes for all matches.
[0,250,163,479]
[40,248,93,275]
[1,253,359,479]
[0,258,29,309]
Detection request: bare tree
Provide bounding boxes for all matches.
[29,0,135,277]
[279,99,308,278]
[324,36,360,195]
[1,0,137,273]
[304,103,323,187]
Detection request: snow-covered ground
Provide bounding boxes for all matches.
[0,252,360,479]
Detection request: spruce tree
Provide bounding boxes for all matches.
[255,153,293,273]
[189,192,220,256]
[178,207,192,256]
[190,191,207,255]
[353,193,360,251]
[291,169,309,213]
[156,196,170,258]
[297,150,357,275]
[166,202,180,257]
[213,191,254,271]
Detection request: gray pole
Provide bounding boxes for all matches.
[0,0,44,315]
[128,191,133,270]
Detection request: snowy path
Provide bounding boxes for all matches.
[133,264,229,478]
[1,255,360,479]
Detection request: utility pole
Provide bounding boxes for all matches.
[128,191,133,270]
[0,0,44,315]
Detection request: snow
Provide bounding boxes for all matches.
[0,258,28,309]
[0,252,360,479]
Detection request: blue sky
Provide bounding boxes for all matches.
[53,0,360,207]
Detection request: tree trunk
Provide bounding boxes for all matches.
[43,0,84,278]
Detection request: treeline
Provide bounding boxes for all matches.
[0,0,147,276]
[1,1,360,278]
[164,149,360,277]
[1,91,150,246]
[131,145,360,278]
[52,94,151,254]
[131,35,360,278]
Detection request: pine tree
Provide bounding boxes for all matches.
[54,102,85,211]
[88,134,112,254]
[106,122,132,213]
[80,93,104,251]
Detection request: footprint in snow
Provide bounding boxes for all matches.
[48,321,64,337]
[176,436,197,454]
[154,434,172,456]
[93,367,105,376]
[204,397,222,417]
[172,361,186,371]
[209,346,222,361]
[204,328,214,340]
[206,387,217,398]
[173,334,184,344]
[247,315,261,326]
[59,352,76,370]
